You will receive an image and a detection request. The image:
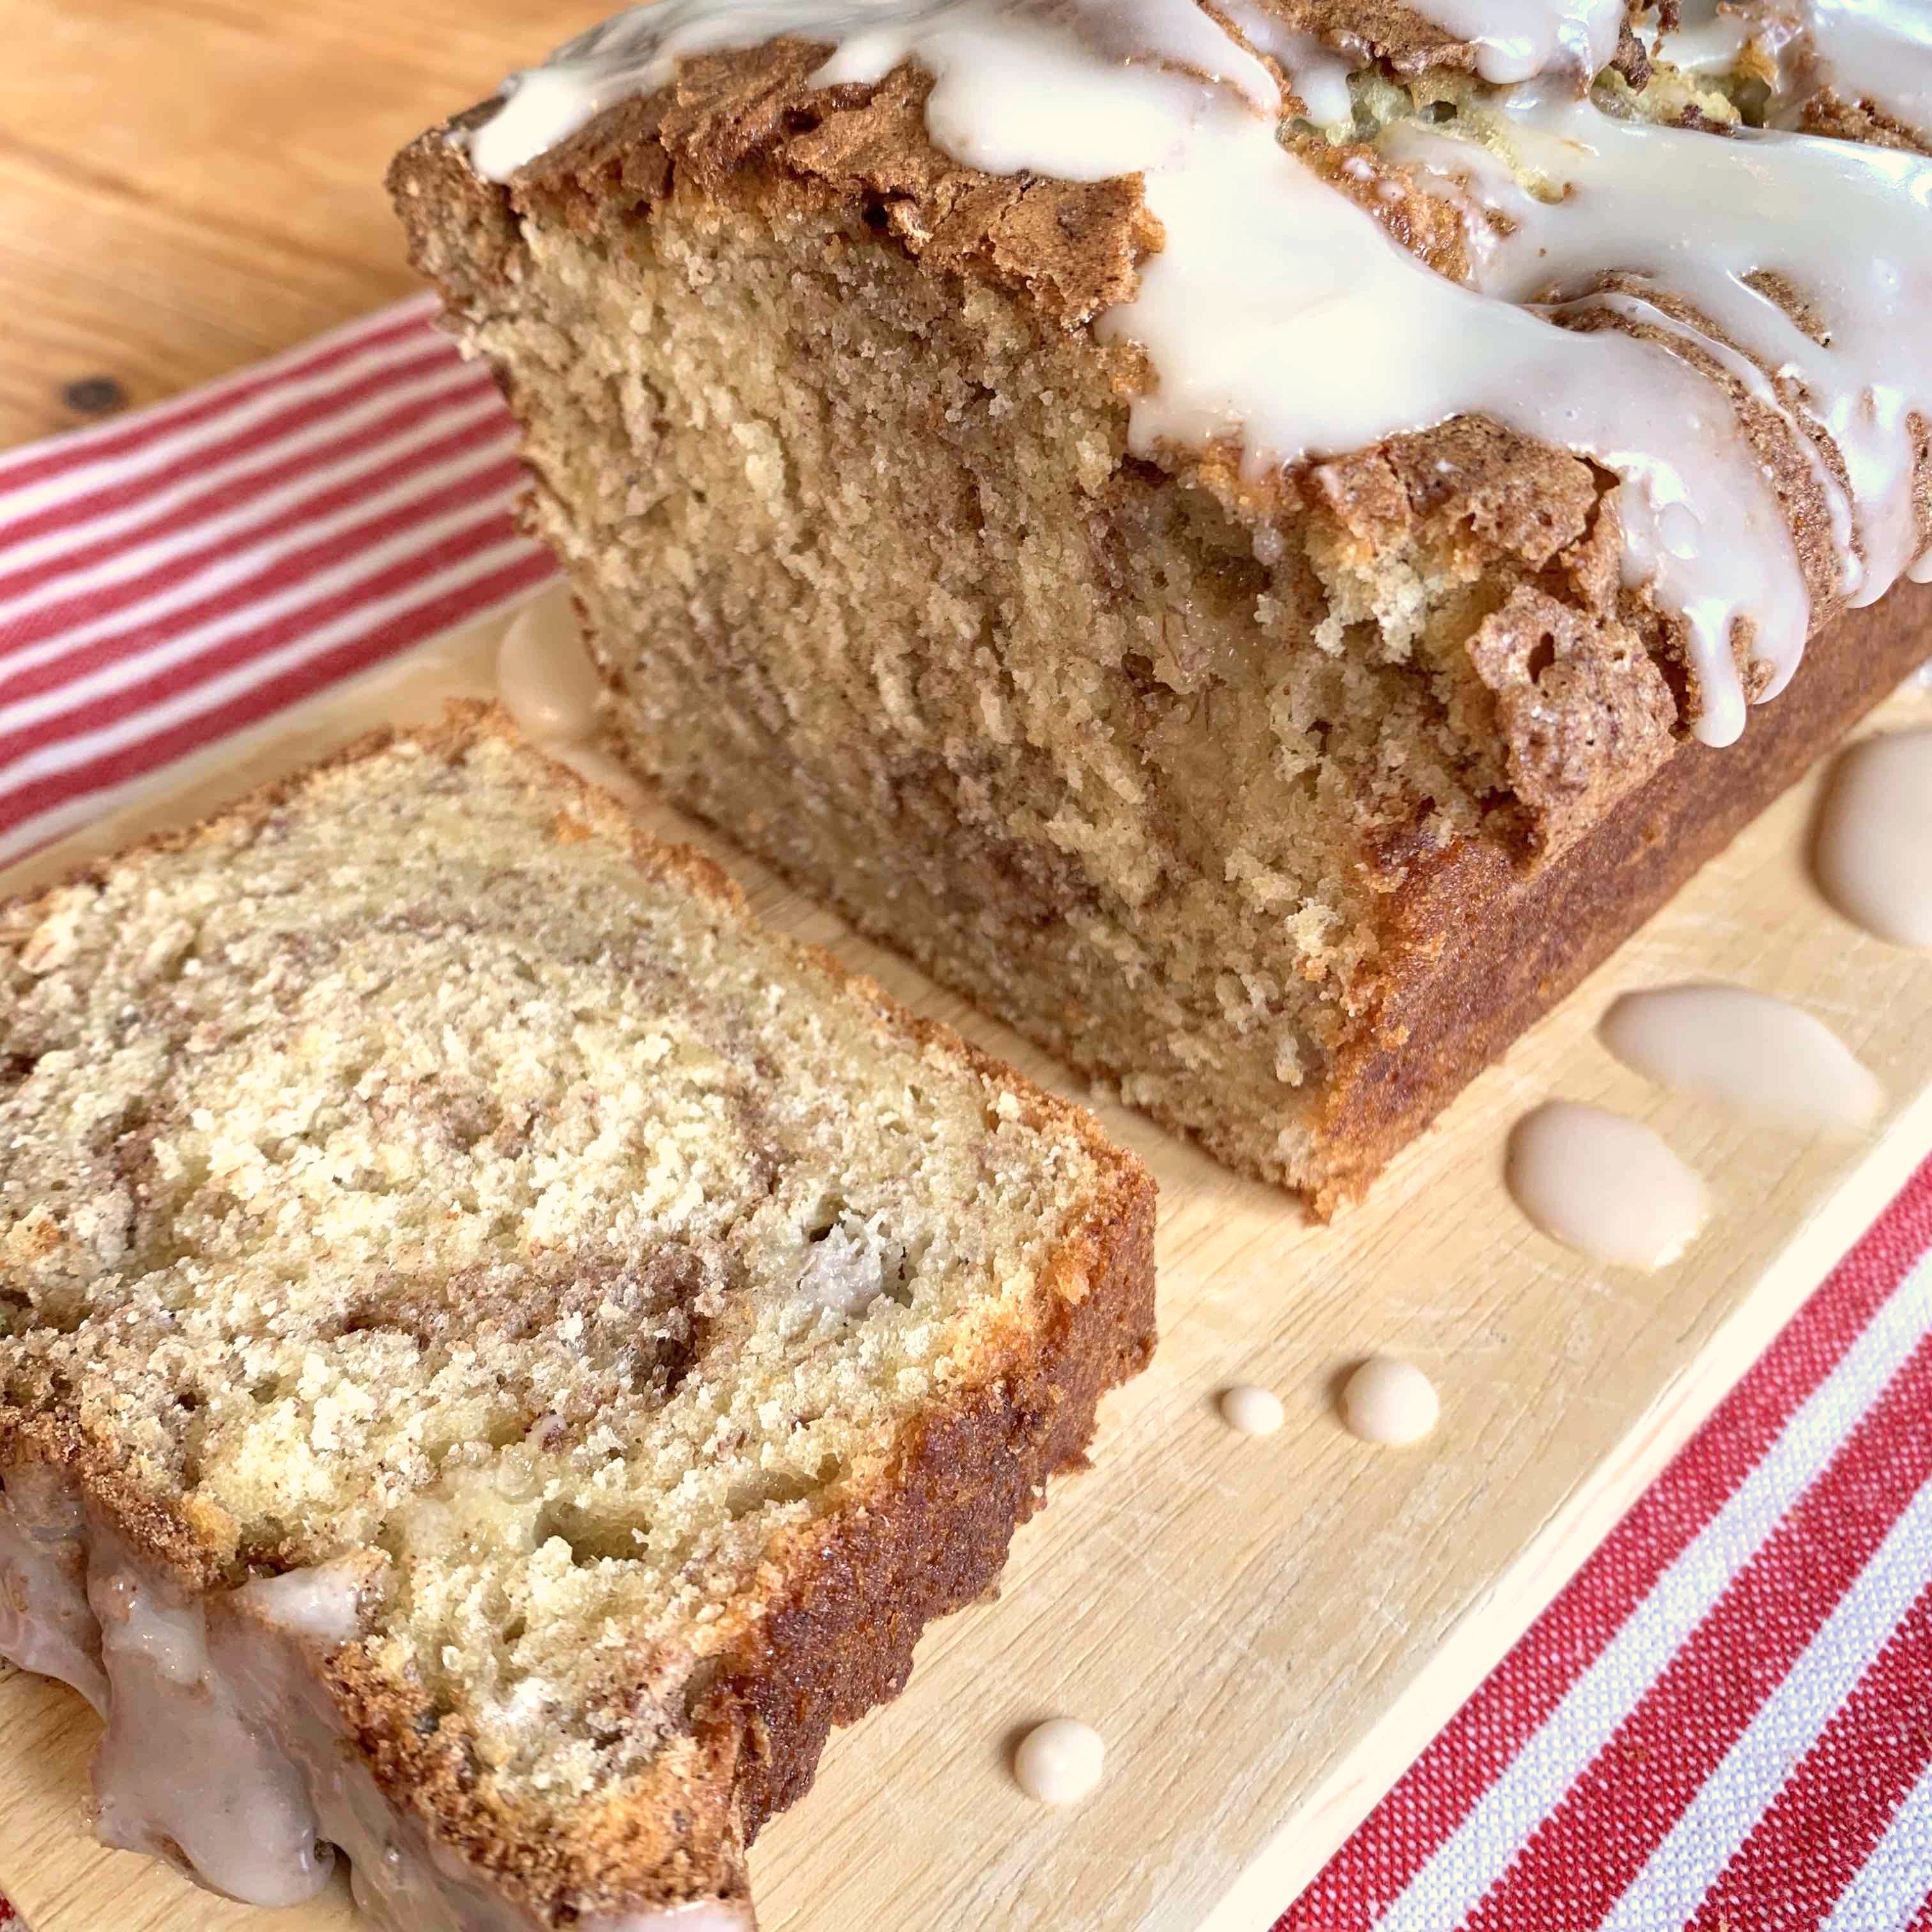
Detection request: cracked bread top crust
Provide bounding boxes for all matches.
[0,705,1156,1921]
[1245,0,1649,80]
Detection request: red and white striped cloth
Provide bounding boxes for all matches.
[0,295,553,866]
[1284,1162,1932,1932]
[5,301,1932,1932]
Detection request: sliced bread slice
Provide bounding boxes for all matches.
[0,703,1155,1929]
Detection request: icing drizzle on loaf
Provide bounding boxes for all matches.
[464,0,1932,747]
[1656,0,1932,141]
[1405,0,1625,82]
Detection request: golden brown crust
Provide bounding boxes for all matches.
[713,1171,1154,1841]
[1464,583,1678,854]
[1310,579,1932,1213]
[1307,413,1608,579]
[0,704,1158,1923]
[399,43,1161,334]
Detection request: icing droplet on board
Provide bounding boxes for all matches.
[1013,1718,1106,1804]
[1813,729,1932,948]
[1220,1384,1285,1436]
[1506,1101,1712,1270]
[497,585,602,744]
[1600,983,1883,1133]
[1341,1358,1439,1446]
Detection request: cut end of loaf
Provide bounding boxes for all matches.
[0,705,1155,1924]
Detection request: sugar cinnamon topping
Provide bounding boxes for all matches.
[461,0,1932,748]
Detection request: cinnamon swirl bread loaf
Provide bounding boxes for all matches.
[391,0,1932,1208]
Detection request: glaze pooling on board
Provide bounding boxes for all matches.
[1813,727,1932,947]
[464,0,1932,750]
[0,1464,753,1932]
[1600,983,1884,1132]
[494,589,663,814]
[1506,1101,1712,1269]
[496,583,601,743]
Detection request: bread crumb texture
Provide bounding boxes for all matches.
[0,721,1127,1825]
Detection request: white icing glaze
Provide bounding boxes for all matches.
[493,572,658,822]
[89,1529,339,1908]
[1395,91,1932,624]
[1013,1717,1106,1804]
[463,0,1932,752]
[1220,1383,1286,1436]
[1405,0,1625,83]
[1506,1100,1712,1269]
[1340,1357,1439,1445]
[1599,982,1884,1132]
[0,1462,108,1712]
[1790,0,1932,135]
[1216,0,1357,124]
[1649,0,1758,77]
[233,1560,371,1644]
[1657,1,1932,138]
[1112,89,1816,749]
[0,1466,750,1932]
[496,583,602,744]
[470,1,967,181]
[1812,727,1932,947]
[488,572,666,827]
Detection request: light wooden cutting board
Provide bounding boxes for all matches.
[3,602,1932,1932]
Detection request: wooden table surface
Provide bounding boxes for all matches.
[1,0,594,450]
